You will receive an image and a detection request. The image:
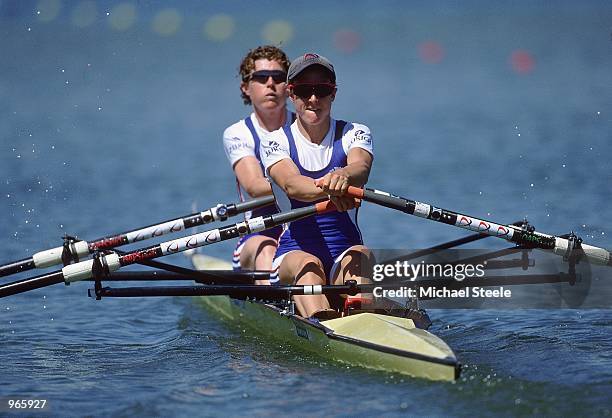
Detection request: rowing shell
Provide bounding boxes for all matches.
[191,254,460,381]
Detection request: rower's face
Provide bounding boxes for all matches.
[289,66,336,127]
[241,59,288,112]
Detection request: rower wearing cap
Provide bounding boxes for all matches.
[222,46,294,283]
[261,53,374,319]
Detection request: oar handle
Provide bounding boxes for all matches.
[346,186,411,212]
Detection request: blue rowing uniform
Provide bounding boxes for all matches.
[268,120,364,282]
[224,112,295,270]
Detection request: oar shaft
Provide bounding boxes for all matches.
[0,257,36,277]
[0,200,334,298]
[115,201,334,268]
[0,271,65,298]
[88,194,275,251]
[0,195,275,278]
[347,186,612,266]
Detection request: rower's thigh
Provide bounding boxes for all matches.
[278,251,325,285]
[240,235,277,270]
[331,245,376,285]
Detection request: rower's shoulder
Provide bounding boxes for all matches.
[339,121,373,148]
[341,121,371,133]
[223,116,252,139]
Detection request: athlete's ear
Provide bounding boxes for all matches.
[240,82,249,97]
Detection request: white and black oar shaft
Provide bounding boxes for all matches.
[347,186,611,267]
[0,195,275,277]
[0,200,335,298]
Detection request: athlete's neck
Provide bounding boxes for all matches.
[254,107,286,132]
[296,117,331,145]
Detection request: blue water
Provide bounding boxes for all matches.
[2,1,612,416]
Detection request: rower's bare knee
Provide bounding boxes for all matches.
[240,236,277,271]
[279,251,325,285]
[333,245,375,285]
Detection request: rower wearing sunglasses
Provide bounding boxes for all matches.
[222,46,295,283]
[261,53,374,320]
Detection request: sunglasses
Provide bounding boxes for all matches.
[289,83,336,99]
[245,70,287,84]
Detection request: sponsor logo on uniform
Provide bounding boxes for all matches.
[227,137,246,155]
[264,140,281,158]
[351,130,371,145]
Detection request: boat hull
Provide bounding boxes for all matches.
[192,254,460,381]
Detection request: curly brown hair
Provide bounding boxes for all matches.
[239,45,290,105]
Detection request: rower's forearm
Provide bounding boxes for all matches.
[338,161,371,188]
[242,178,273,198]
[283,175,327,202]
